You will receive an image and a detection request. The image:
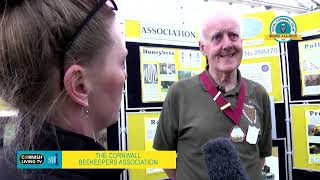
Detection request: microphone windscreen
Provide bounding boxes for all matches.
[202,137,249,180]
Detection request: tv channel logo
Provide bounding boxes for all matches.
[17,151,62,169]
[48,153,59,166]
[19,154,44,165]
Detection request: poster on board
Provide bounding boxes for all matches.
[299,38,320,96]
[239,62,273,93]
[127,112,169,179]
[140,46,206,103]
[144,118,163,174]
[306,110,320,164]
[291,104,320,171]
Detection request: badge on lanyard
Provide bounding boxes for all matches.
[230,125,245,143]
[243,103,256,124]
[246,125,260,144]
[200,71,246,143]
[243,103,260,144]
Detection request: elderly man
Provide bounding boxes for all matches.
[153,12,272,180]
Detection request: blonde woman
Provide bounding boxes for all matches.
[0,0,127,179]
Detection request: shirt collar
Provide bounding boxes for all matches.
[200,66,242,95]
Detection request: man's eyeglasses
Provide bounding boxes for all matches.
[60,0,117,88]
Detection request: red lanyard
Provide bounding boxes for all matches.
[200,71,246,125]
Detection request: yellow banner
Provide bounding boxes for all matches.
[293,11,320,35]
[125,20,140,38]
[62,151,176,169]
[124,20,198,45]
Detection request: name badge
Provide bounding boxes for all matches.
[246,125,260,144]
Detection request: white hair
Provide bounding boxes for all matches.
[198,10,243,42]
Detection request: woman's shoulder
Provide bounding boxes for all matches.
[0,152,22,180]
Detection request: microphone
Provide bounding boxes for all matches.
[202,137,249,180]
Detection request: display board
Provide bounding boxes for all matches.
[291,104,320,171]
[288,11,320,101]
[287,35,320,101]
[126,42,204,109]
[240,10,283,103]
[286,11,320,179]
[127,112,168,180]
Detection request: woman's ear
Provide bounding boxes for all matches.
[63,65,89,106]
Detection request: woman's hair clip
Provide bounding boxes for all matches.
[0,0,25,12]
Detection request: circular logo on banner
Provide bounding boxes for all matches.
[270,16,297,42]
